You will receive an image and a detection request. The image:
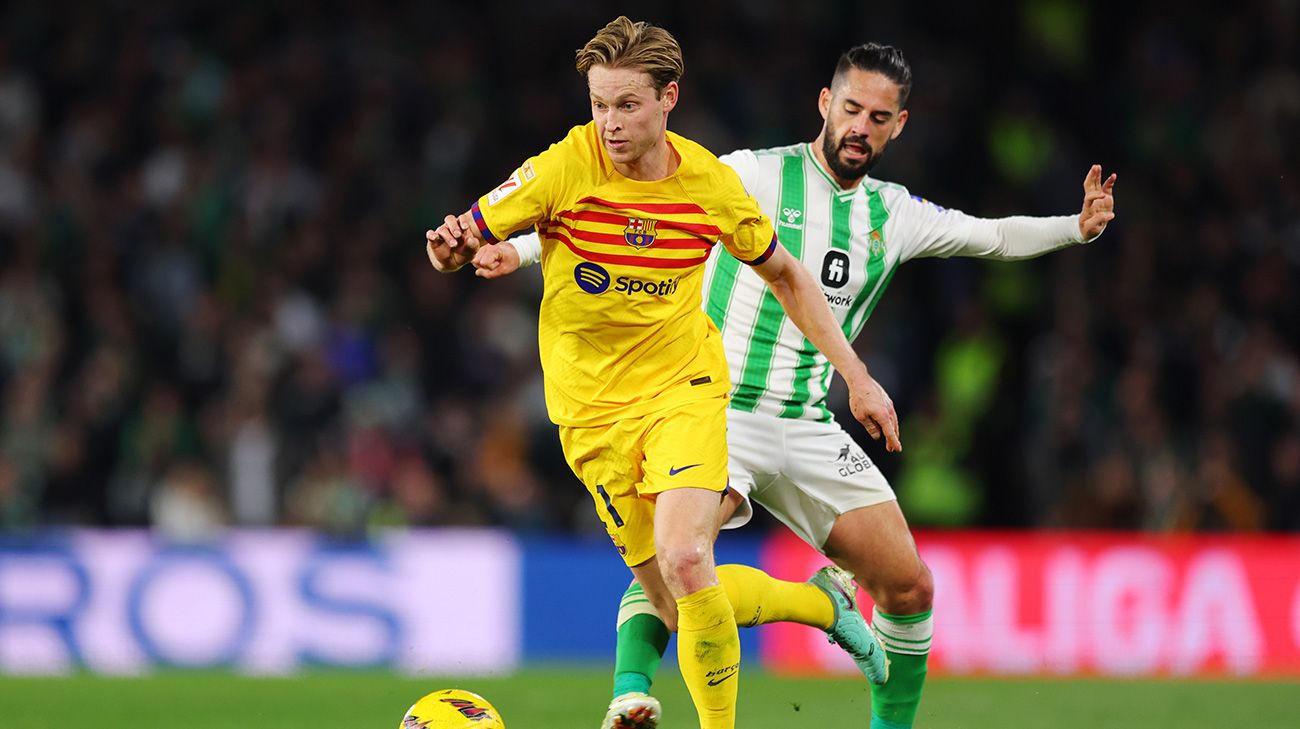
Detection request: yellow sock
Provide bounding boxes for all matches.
[675,584,740,729]
[717,563,834,629]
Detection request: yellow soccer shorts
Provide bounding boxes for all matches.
[557,396,730,567]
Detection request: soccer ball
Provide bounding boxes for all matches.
[399,689,505,728]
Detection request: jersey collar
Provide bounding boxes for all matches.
[803,142,873,198]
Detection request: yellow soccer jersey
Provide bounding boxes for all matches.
[472,122,777,426]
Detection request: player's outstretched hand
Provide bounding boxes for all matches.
[473,241,521,279]
[426,212,483,273]
[847,372,902,453]
[1079,164,1117,240]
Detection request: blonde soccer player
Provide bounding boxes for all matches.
[426,18,896,729]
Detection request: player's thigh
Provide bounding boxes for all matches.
[557,420,656,567]
[758,418,896,548]
[823,499,929,601]
[640,398,728,585]
[653,486,727,595]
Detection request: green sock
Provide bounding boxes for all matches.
[870,608,932,729]
[611,584,670,699]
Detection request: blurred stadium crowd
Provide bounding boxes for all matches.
[0,1,1296,538]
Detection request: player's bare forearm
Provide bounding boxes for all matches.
[753,246,901,450]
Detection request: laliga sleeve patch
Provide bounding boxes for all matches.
[910,194,946,212]
[488,169,525,206]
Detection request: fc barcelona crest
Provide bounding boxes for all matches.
[624,217,658,249]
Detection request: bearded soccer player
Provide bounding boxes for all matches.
[426,19,899,729]
[481,43,1118,729]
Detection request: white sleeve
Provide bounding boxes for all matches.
[902,194,1090,262]
[504,229,543,268]
[718,149,762,194]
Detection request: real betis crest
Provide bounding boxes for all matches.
[624,217,658,249]
[869,228,885,258]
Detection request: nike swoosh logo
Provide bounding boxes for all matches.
[706,671,737,686]
[668,464,703,476]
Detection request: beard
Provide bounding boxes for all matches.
[821,129,885,182]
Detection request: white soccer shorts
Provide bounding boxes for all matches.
[722,408,897,550]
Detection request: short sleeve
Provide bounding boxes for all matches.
[709,159,777,266]
[471,129,577,243]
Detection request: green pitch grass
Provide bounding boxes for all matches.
[2,667,1296,728]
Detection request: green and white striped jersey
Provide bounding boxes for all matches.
[702,142,1081,422]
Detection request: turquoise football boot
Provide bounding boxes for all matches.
[809,565,890,685]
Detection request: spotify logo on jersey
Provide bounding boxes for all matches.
[574,262,611,294]
[821,250,850,289]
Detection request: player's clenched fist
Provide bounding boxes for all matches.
[426,212,483,273]
[472,240,521,279]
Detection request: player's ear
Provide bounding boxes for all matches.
[890,109,909,140]
[661,81,679,113]
[818,87,832,120]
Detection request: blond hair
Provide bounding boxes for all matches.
[575,16,683,96]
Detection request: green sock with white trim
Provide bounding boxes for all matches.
[612,582,670,699]
[870,608,932,729]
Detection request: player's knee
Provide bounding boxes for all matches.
[878,561,934,614]
[657,541,709,574]
[906,565,935,609]
[656,540,713,592]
